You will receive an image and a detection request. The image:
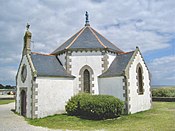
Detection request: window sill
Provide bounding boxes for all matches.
[138,92,144,95]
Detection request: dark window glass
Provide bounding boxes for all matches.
[138,67,143,94]
[83,69,90,93]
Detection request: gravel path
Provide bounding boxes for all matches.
[0,102,63,131]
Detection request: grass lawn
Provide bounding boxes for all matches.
[27,102,175,131]
[0,100,14,105]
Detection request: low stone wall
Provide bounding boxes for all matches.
[152,97,175,102]
[0,95,15,100]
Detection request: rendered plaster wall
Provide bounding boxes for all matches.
[107,53,116,68]
[57,53,66,68]
[71,51,103,94]
[16,55,33,118]
[36,77,74,118]
[98,76,125,101]
[128,51,151,114]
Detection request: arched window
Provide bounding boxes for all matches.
[137,65,144,94]
[83,69,90,93]
[79,65,94,94]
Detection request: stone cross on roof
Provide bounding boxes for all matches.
[85,11,90,26]
[26,23,30,30]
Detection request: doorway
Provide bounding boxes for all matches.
[20,90,26,116]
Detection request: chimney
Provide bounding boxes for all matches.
[23,23,32,55]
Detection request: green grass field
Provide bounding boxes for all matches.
[0,100,14,105]
[27,102,175,131]
[152,86,175,97]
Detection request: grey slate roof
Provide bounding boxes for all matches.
[91,28,122,52]
[31,53,74,78]
[51,26,123,54]
[99,51,134,77]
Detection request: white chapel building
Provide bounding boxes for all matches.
[16,13,152,118]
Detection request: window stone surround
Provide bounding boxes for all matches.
[136,63,144,95]
[79,65,94,94]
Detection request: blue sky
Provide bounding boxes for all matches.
[0,0,175,86]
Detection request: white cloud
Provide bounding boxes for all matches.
[98,24,171,52]
[0,66,17,85]
[148,55,175,85]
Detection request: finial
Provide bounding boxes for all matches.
[26,23,30,30]
[85,11,90,26]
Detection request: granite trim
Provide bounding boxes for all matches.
[19,87,27,116]
[31,81,38,119]
[101,52,109,73]
[79,65,94,94]
[136,63,144,95]
[65,51,72,74]
[123,76,130,114]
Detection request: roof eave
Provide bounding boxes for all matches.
[51,47,123,55]
[37,75,75,78]
[98,73,123,78]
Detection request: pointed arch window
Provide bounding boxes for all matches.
[83,69,90,93]
[79,65,94,94]
[137,64,144,95]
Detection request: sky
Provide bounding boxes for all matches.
[0,0,175,86]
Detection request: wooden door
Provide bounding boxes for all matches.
[21,90,26,116]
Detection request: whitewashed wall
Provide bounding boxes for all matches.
[16,55,33,118]
[71,51,103,94]
[98,76,125,101]
[57,53,66,68]
[107,53,116,68]
[36,77,74,118]
[128,51,151,114]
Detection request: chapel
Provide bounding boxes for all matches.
[16,12,152,118]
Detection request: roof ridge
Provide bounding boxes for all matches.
[88,26,107,48]
[51,28,84,54]
[66,26,86,49]
[119,51,134,55]
[32,52,55,56]
[91,28,122,51]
